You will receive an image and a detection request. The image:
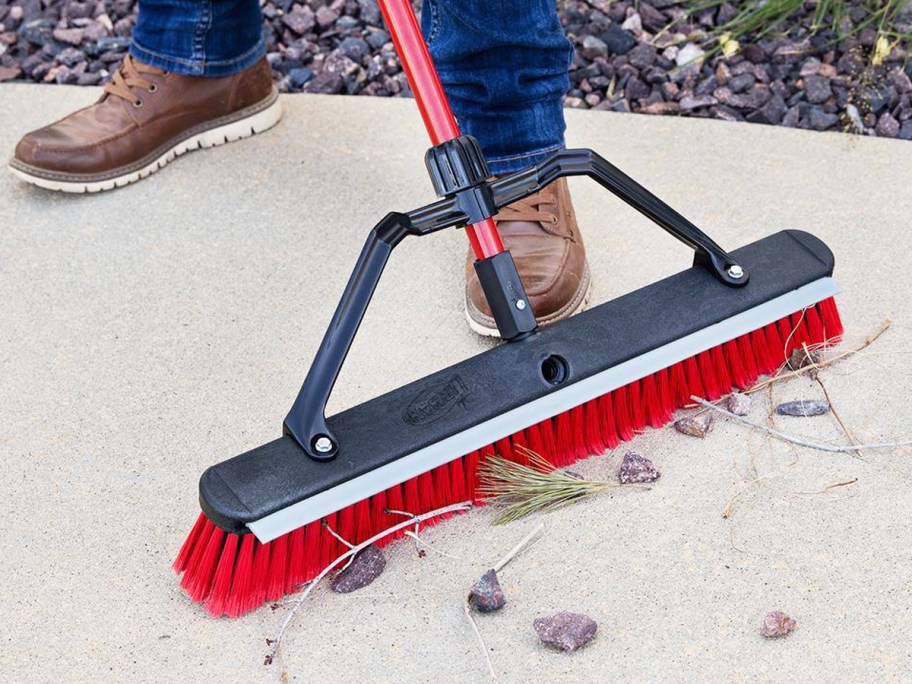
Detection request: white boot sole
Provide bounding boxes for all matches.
[9,92,284,193]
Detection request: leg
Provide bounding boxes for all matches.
[131,0,266,77]
[421,0,589,336]
[420,0,572,174]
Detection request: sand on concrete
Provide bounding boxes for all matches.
[2,86,911,683]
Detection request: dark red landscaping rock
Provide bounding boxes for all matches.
[533,612,598,651]
[469,569,506,613]
[617,451,660,484]
[329,544,386,593]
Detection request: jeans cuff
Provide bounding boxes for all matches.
[486,141,566,175]
[129,38,266,77]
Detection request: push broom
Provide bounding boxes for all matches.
[173,0,843,617]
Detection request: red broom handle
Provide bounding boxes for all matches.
[376,0,505,260]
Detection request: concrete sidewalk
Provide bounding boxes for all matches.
[2,85,911,683]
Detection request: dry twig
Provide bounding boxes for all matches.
[266,501,473,665]
[692,396,912,453]
[464,523,544,680]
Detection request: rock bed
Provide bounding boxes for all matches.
[1,0,910,139]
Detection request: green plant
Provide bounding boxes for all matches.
[685,0,912,60]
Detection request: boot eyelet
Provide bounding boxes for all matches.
[133,99,143,108]
[148,84,158,93]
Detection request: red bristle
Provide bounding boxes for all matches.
[285,527,307,593]
[791,310,811,348]
[778,316,797,355]
[336,504,356,549]
[204,533,238,617]
[174,512,208,573]
[710,346,731,395]
[654,368,674,423]
[553,410,573,460]
[569,406,587,461]
[818,297,843,341]
[495,436,513,462]
[667,362,688,407]
[353,498,373,543]
[417,471,436,513]
[696,351,721,399]
[225,533,255,617]
[381,486,405,541]
[683,355,705,399]
[804,305,824,346]
[249,538,272,609]
[737,334,760,387]
[179,518,215,594]
[510,428,529,463]
[464,450,481,502]
[723,339,746,389]
[448,457,468,504]
[319,512,339,569]
[597,392,620,448]
[749,326,774,375]
[301,520,323,579]
[402,476,421,517]
[626,381,645,433]
[583,398,605,453]
[183,525,224,602]
[764,320,788,369]
[640,374,663,427]
[525,422,547,461]
[612,385,634,441]
[265,534,288,601]
[433,462,453,513]
[537,419,557,459]
[369,490,388,539]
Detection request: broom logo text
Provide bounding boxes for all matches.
[402,376,470,425]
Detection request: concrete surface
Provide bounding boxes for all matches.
[2,85,912,683]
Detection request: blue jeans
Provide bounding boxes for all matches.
[130,0,571,173]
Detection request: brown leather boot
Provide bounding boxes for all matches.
[465,177,591,336]
[9,55,282,193]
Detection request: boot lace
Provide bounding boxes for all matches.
[494,185,563,235]
[103,55,163,106]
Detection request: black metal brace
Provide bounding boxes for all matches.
[284,142,750,461]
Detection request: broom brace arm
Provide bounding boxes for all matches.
[284,145,748,462]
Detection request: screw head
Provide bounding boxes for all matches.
[314,436,334,453]
[515,299,527,310]
[727,264,744,279]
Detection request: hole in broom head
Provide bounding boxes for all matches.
[540,355,569,386]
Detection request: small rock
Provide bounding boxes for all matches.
[304,70,343,94]
[580,35,608,61]
[617,451,661,484]
[803,74,832,104]
[845,103,865,132]
[680,94,717,111]
[875,112,900,137]
[726,392,752,416]
[627,43,656,70]
[776,400,829,417]
[675,43,705,70]
[315,5,338,28]
[741,44,765,64]
[338,37,369,62]
[621,13,642,34]
[0,65,21,81]
[286,67,313,88]
[330,544,386,593]
[761,610,797,638]
[52,27,84,45]
[469,569,506,613]
[786,347,820,371]
[282,6,314,35]
[808,107,838,131]
[533,612,597,652]
[638,101,680,115]
[674,413,713,438]
[600,24,636,55]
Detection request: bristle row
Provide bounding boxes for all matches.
[177,297,843,617]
